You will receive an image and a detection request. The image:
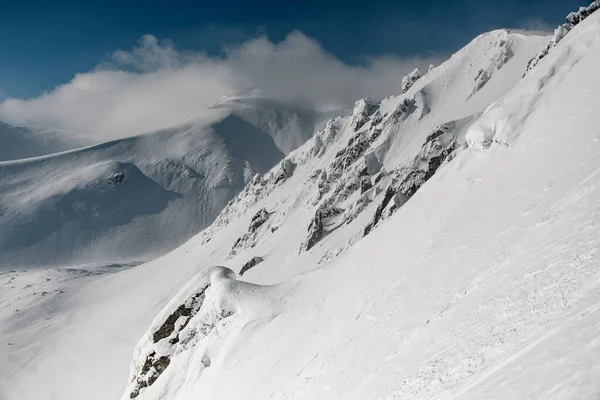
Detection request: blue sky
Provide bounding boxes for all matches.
[0,0,585,99]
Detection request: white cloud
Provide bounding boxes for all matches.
[0,32,444,140]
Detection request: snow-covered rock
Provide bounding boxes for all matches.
[401,68,423,93]
[525,0,600,73]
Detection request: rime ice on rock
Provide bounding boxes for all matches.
[401,68,423,93]
[350,98,378,131]
[526,0,600,73]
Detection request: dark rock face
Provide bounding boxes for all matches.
[469,69,491,98]
[387,99,417,124]
[130,285,210,399]
[567,1,600,25]
[152,288,207,344]
[364,122,459,236]
[360,176,373,194]
[230,208,272,256]
[526,1,600,73]
[332,132,371,172]
[305,210,324,251]
[304,203,343,251]
[240,256,264,276]
[249,208,270,233]
[364,185,396,236]
[401,68,423,93]
[108,171,125,185]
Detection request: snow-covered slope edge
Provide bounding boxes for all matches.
[0,121,92,161]
[125,11,600,400]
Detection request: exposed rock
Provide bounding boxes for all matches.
[304,203,343,251]
[493,39,514,69]
[273,158,296,184]
[332,132,371,171]
[305,210,324,251]
[350,97,378,131]
[364,122,459,236]
[360,176,373,194]
[364,185,397,236]
[401,68,423,93]
[249,208,270,233]
[386,98,417,124]
[130,284,210,398]
[526,1,600,73]
[240,256,264,276]
[398,123,458,196]
[468,68,491,99]
[230,208,271,256]
[108,171,125,185]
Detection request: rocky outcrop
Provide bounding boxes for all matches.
[350,98,378,131]
[128,283,211,398]
[240,256,264,276]
[363,185,396,236]
[273,158,296,185]
[526,1,600,73]
[468,35,513,99]
[108,171,125,185]
[123,268,240,400]
[230,208,272,256]
[364,122,459,236]
[304,203,343,251]
[249,208,269,233]
[401,68,423,93]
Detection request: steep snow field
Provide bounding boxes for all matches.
[2,6,600,400]
[0,96,327,269]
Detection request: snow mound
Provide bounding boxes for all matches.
[121,266,280,400]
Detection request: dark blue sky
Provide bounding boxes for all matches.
[0,0,586,99]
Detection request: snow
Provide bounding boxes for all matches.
[0,121,92,161]
[0,96,322,269]
[2,8,600,400]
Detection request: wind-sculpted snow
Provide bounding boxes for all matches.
[467,11,600,150]
[121,267,282,400]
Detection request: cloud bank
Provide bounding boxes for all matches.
[0,32,443,139]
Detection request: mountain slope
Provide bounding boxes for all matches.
[0,121,92,161]
[0,108,287,268]
[123,12,600,400]
[0,26,559,400]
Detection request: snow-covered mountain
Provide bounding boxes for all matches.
[2,3,600,400]
[0,96,327,268]
[0,121,92,161]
